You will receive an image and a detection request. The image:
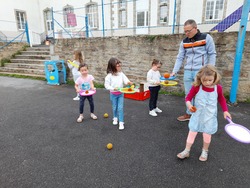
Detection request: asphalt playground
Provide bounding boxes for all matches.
[0,76,249,188]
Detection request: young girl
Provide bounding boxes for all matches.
[75,63,97,123]
[67,50,84,100]
[177,65,231,162]
[147,59,163,117]
[104,57,133,130]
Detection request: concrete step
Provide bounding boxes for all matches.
[0,45,51,78]
[26,46,50,51]
[4,63,44,69]
[21,51,50,55]
[11,59,46,64]
[0,71,45,79]
[0,67,45,75]
[14,55,51,60]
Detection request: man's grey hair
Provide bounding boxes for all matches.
[184,19,197,27]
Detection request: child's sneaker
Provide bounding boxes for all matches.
[177,149,190,159]
[90,113,97,120]
[73,96,80,101]
[149,110,157,117]
[77,115,84,123]
[119,122,124,130]
[113,117,118,125]
[154,107,162,113]
[199,149,208,162]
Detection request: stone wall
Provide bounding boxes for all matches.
[0,42,26,60]
[54,32,250,101]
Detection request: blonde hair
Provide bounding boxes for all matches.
[193,65,221,87]
[74,50,84,64]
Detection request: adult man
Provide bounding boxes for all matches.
[171,19,216,121]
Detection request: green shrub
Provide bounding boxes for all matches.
[0,58,10,67]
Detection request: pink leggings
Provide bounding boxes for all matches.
[186,131,211,144]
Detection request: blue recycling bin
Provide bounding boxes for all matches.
[44,60,66,85]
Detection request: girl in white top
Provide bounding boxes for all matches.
[147,59,163,117]
[104,57,133,130]
[67,50,83,100]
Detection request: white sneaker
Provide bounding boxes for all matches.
[113,118,118,125]
[119,122,124,130]
[77,115,84,123]
[73,96,80,101]
[149,110,157,116]
[154,107,162,113]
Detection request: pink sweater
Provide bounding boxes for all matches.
[185,84,228,112]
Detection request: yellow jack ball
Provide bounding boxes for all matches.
[103,113,109,118]
[107,143,113,150]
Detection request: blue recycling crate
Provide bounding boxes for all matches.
[44,60,66,85]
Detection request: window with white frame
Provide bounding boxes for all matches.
[205,0,224,20]
[63,5,74,28]
[119,0,127,26]
[159,0,168,23]
[15,10,26,30]
[86,3,98,28]
[44,9,53,31]
[137,11,148,27]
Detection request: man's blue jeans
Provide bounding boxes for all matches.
[110,93,124,122]
[183,70,199,115]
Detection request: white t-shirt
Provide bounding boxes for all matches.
[147,69,161,87]
[104,72,130,92]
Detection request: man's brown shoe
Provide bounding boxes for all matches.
[177,114,191,121]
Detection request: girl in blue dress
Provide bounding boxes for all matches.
[177,65,231,161]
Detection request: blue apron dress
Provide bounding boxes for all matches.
[189,85,218,134]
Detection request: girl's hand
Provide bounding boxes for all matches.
[224,111,232,120]
[189,105,197,113]
[155,81,160,85]
[76,89,81,93]
[170,72,175,77]
[127,82,133,85]
[114,87,119,91]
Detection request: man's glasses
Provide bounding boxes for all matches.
[184,27,195,34]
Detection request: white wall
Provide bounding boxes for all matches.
[0,0,248,40]
[179,0,204,25]
[0,0,42,38]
